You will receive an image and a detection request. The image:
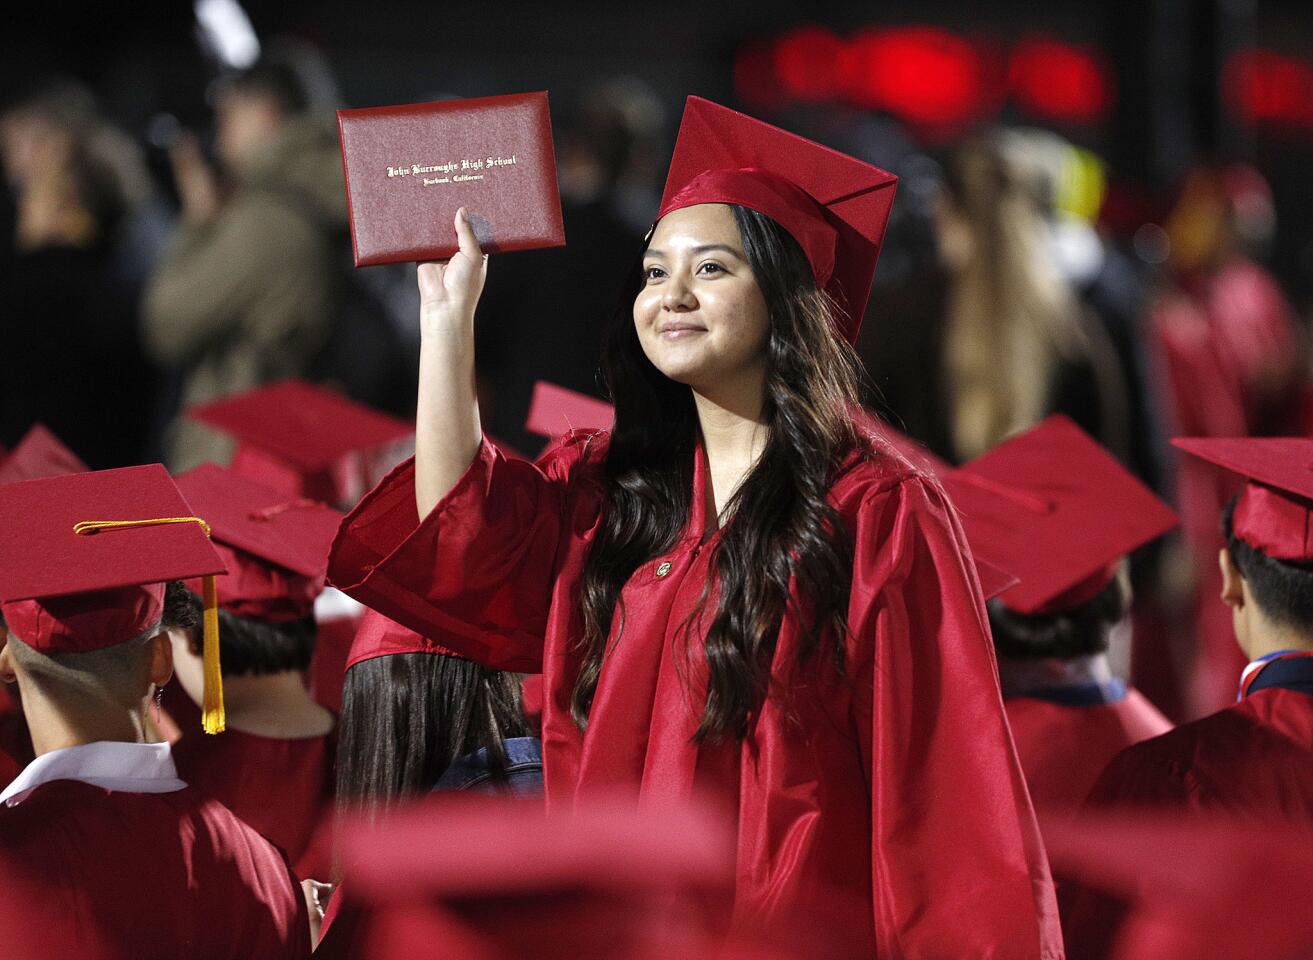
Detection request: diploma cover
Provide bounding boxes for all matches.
[337,91,565,266]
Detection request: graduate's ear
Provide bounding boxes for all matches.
[1219,548,1246,610]
[0,639,15,684]
[146,631,174,688]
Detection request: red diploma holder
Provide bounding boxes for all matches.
[337,91,567,266]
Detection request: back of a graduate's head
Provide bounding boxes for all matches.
[987,570,1131,661]
[1222,495,1313,634]
[336,652,528,814]
[0,597,172,715]
[164,582,316,676]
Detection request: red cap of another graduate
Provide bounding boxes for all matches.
[175,464,343,622]
[343,607,459,671]
[0,424,88,485]
[333,794,739,960]
[942,416,1178,615]
[657,97,898,343]
[524,381,614,440]
[0,465,230,732]
[1044,813,1313,960]
[1173,437,1313,562]
[186,380,414,504]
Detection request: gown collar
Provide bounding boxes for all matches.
[685,430,718,545]
[1238,650,1313,701]
[999,653,1128,707]
[0,740,185,807]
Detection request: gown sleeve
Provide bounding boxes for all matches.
[848,473,1064,959]
[327,431,603,672]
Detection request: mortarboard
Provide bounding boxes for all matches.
[1172,437,1313,562]
[344,607,460,671]
[1044,813,1313,960]
[0,465,229,732]
[657,96,898,343]
[524,381,614,441]
[335,794,734,960]
[942,416,1178,615]
[175,463,343,622]
[186,380,414,505]
[0,424,88,485]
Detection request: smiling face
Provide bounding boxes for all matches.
[634,203,771,398]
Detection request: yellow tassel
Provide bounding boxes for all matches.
[200,573,225,734]
[74,515,225,735]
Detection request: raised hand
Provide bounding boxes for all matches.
[417,207,488,333]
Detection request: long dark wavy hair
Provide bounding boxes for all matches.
[335,653,528,816]
[572,204,869,741]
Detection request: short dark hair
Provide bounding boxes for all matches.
[1223,494,1313,631]
[336,653,528,815]
[162,583,316,676]
[987,572,1131,660]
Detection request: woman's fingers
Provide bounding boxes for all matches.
[417,209,487,323]
[417,260,447,305]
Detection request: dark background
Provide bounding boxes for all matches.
[6,0,1313,305]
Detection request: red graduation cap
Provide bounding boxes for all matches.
[175,463,343,622]
[332,794,737,960]
[657,96,898,343]
[0,465,229,732]
[344,607,459,671]
[1044,813,1313,960]
[942,416,1178,615]
[186,380,414,505]
[524,381,614,440]
[0,424,89,485]
[1172,437,1313,562]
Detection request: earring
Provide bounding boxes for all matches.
[154,686,164,725]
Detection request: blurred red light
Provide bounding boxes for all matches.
[772,25,846,103]
[1008,38,1111,124]
[844,27,985,127]
[1224,49,1313,129]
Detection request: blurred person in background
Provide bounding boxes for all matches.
[936,131,1131,463]
[1002,128,1166,491]
[142,43,346,471]
[1002,129,1183,717]
[0,80,164,467]
[1149,164,1308,719]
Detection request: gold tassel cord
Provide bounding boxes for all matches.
[200,572,224,734]
[73,516,225,734]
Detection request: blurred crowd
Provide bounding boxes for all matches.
[3,35,1313,960]
[5,42,1306,724]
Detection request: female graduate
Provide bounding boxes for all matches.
[335,607,541,812]
[329,97,1061,957]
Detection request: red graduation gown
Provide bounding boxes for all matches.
[1006,689,1172,815]
[166,685,336,878]
[1085,686,1313,817]
[0,780,309,958]
[328,424,1063,958]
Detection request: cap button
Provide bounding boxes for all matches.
[656,561,672,578]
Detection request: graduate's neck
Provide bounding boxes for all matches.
[691,377,768,524]
[219,670,334,738]
[19,683,148,756]
[1242,614,1313,662]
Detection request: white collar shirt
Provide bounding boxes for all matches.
[0,741,186,807]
